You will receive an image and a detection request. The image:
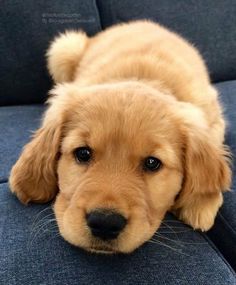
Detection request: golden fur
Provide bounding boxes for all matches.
[10,21,231,254]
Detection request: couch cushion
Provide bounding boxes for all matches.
[0,182,235,285]
[96,0,236,83]
[0,0,101,106]
[0,105,45,181]
[207,80,236,270]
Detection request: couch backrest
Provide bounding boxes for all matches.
[97,0,236,83]
[1,0,236,106]
[0,0,101,106]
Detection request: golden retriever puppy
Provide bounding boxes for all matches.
[10,20,231,254]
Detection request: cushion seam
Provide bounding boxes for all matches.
[215,79,236,86]
[200,232,236,276]
[218,211,236,237]
[93,0,103,30]
[0,178,8,184]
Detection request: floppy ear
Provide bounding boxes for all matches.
[9,87,71,204]
[172,122,231,231]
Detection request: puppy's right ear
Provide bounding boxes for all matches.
[172,102,231,231]
[9,85,72,204]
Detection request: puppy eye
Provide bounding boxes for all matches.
[74,147,92,164]
[143,156,162,172]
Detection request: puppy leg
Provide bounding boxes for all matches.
[174,192,223,231]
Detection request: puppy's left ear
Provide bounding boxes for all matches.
[9,85,72,204]
[172,117,231,231]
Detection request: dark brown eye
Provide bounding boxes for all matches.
[143,156,162,172]
[74,147,92,163]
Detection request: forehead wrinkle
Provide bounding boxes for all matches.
[67,111,176,154]
[62,87,181,160]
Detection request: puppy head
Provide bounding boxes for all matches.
[10,82,231,253]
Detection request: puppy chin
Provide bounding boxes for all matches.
[53,192,159,254]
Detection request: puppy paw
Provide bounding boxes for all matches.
[178,207,215,231]
[174,193,223,231]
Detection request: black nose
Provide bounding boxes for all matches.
[86,209,127,240]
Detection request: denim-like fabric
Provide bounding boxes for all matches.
[96,0,236,83]
[0,105,45,181]
[0,0,101,106]
[0,182,235,285]
[207,80,236,270]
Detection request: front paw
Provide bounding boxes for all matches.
[178,207,215,231]
[174,193,223,231]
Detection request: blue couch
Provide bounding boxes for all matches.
[1,1,236,284]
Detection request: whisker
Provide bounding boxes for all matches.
[155,230,207,245]
[159,225,191,229]
[30,213,56,233]
[27,209,66,251]
[162,220,187,223]
[148,239,189,256]
[30,217,57,236]
[31,206,54,224]
[28,219,58,248]
[153,233,184,247]
[159,221,181,243]
[155,232,207,245]
[158,229,192,234]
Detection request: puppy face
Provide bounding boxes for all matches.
[10,82,230,254]
[54,83,183,253]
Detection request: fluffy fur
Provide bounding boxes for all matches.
[10,21,231,254]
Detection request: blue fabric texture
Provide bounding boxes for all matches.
[207,81,236,270]
[0,105,45,181]
[0,182,235,285]
[0,0,101,106]
[96,0,236,83]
